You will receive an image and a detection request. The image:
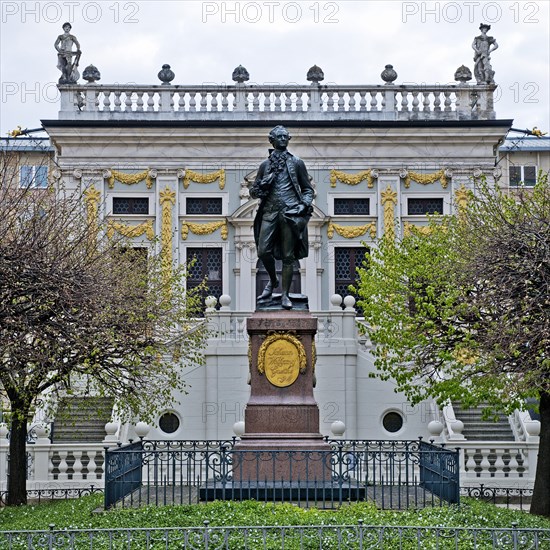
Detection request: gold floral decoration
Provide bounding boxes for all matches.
[403,222,433,237]
[403,169,448,189]
[106,219,155,240]
[454,184,472,212]
[159,187,176,282]
[327,222,376,239]
[83,185,101,240]
[183,168,225,190]
[257,332,307,376]
[181,220,228,240]
[107,169,154,189]
[330,169,375,188]
[381,186,398,240]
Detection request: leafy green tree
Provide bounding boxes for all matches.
[0,163,208,506]
[356,174,550,516]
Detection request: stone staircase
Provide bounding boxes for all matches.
[453,402,515,441]
[52,397,114,442]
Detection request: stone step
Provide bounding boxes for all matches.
[53,397,113,443]
[452,402,515,441]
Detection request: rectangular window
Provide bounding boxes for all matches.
[407,198,444,215]
[187,247,223,309]
[509,165,537,186]
[19,165,48,188]
[186,197,223,215]
[112,197,149,215]
[333,198,370,215]
[334,246,368,313]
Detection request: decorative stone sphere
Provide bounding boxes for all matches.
[205,296,217,309]
[381,64,398,84]
[330,294,343,308]
[454,65,472,83]
[0,423,8,438]
[427,420,444,436]
[82,64,101,83]
[525,420,541,437]
[158,64,175,85]
[34,423,50,439]
[233,421,245,437]
[219,294,231,309]
[343,295,356,310]
[134,421,150,439]
[104,421,119,436]
[232,65,250,83]
[450,419,464,434]
[331,420,346,437]
[306,64,324,83]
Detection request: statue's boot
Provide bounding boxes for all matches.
[281,262,294,310]
[258,278,279,300]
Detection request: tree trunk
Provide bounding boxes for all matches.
[530,390,550,517]
[7,406,29,506]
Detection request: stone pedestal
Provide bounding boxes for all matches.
[233,310,331,482]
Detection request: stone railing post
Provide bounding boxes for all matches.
[59,87,75,114]
[85,86,97,112]
[234,83,246,112]
[160,88,172,113]
[0,424,8,489]
[456,85,471,120]
[32,424,52,484]
[383,87,395,115]
[342,296,357,339]
[309,84,322,113]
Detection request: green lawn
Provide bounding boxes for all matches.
[1,495,550,532]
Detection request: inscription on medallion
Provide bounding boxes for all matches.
[264,339,300,388]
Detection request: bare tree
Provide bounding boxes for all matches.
[0,147,207,505]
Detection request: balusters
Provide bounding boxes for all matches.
[147,92,155,111]
[136,91,144,112]
[337,91,345,111]
[252,91,260,111]
[102,91,111,111]
[221,91,229,112]
[422,92,431,112]
[263,92,270,111]
[284,92,292,111]
[433,92,441,112]
[124,92,132,111]
[411,91,419,112]
[178,92,186,112]
[200,91,208,112]
[211,92,218,111]
[348,91,356,111]
[327,92,335,111]
[369,91,377,111]
[400,92,409,112]
[274,91,282,111]
[444,91,452,111]
[189,92,197,112]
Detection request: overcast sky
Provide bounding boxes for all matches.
[1,1,549,136]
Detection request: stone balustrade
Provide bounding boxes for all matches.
[58,82,496,121]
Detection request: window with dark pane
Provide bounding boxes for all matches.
[159,412,180,434]
[19,165,48,189]
[113,197,149,215]
[334,198,370,215]
[524,166,537,186]
[187,248,223,310]
[509,166,522,186]
[382,411,404,433]
[407,198,444,215]
[186,197,222,215]
[334,247,368,313]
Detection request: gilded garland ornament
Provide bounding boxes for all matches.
[83,185,101,243]
[454,184,471,211]
[330,169,375,188]
[181,220,228,240]
[328,222,376,239]
[106,219,155,240]
[257,332,307,388]
[403,222,433,237]
[403,169,448,189]
[159,187,176,282]
[381,186,398,240]
[107,168,154,189]
[183,168,225,190]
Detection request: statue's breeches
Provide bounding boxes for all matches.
[257,211,296,263]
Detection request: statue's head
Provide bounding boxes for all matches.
[62,22,72,31]
[479,23,490,32]
[268,126,291,150]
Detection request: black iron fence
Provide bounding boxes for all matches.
[0,486,103,507]
[104,438,459,510]
[2,522,549,549]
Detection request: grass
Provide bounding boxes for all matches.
[1,495,550,532]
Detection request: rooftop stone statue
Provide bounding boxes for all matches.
[54,22,81,84]
[472,23,498,85]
